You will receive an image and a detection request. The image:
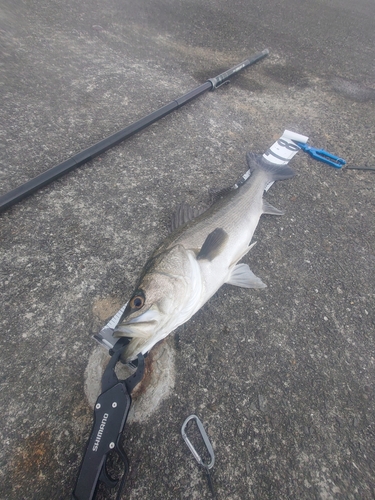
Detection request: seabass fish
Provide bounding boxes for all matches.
[114,153,295,360]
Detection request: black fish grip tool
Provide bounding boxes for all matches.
[72,340,145,500]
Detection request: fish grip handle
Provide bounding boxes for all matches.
[72,383,131,500]
[72,351,145,500]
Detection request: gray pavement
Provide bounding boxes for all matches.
[1,0,374,499]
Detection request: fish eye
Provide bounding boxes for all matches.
[130,294,145,309]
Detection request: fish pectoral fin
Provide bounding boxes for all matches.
[197,228,229,261]
[263,200,284,216]
[226,263,267,289]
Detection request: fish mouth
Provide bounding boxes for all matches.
[113,321,157,338]
[113,310,166,360]
[113,308,160,339]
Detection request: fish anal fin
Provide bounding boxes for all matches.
[263,200,284,216]
[197,228,229,261]
[226,263,266,289]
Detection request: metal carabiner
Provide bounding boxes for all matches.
[181,415,216,497]
[181,414,215,469]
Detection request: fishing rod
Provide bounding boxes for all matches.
[0,49,269,214]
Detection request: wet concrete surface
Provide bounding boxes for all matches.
[1,0,375,499]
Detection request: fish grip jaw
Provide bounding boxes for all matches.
[124,353,145,392]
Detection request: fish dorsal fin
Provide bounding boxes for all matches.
[263,200,284,215]
[197,228,229,261]
[169,203,204,232]
[209,185,234,202]
[226,263,267,289]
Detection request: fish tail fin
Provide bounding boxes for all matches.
[246,152,295,182]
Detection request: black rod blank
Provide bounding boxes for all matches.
[0,49,269,213]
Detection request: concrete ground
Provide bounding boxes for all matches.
[1,0,374,499]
